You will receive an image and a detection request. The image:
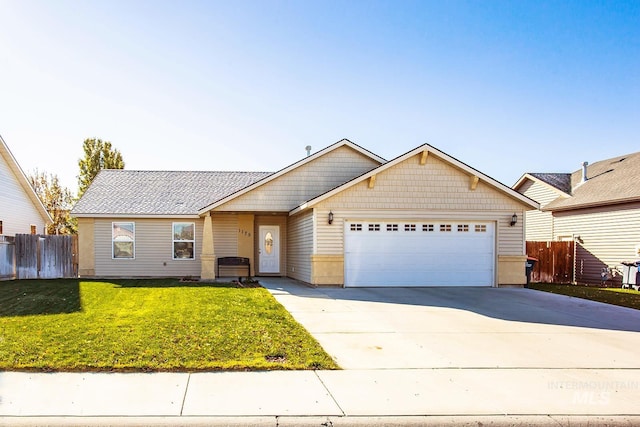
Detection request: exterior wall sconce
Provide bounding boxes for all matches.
[510,213,518,227]
[328,211,334,225]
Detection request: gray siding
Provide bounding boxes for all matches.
[553,203,640,284]
[287,210,313,283]
[94,218,204,277]
[519,179,560,241]
[0,151,46,235]
[211,214,239,258]
[94,215,241,278]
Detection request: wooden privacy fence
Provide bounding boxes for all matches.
[14,234,78,279]
[526,241,574,284]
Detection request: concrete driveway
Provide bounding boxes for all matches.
[261,278,640,370]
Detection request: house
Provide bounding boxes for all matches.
[71,139,538,287]
[0,135,52,237]
[513,151,640,285]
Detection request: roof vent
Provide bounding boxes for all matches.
[305,145,312,157]
[581,161,588,183]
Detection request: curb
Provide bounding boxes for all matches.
[2,415,640,427]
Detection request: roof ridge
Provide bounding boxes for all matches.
[98,170,274,174]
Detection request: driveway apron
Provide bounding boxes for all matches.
[260,278,640,370]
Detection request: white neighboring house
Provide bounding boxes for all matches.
[0,134,52,237]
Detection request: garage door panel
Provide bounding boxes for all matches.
[345,221,495,287]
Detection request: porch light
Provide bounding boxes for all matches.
[510,213,518,227]
[328,211,334,225]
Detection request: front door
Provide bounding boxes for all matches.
[259,225,280,274]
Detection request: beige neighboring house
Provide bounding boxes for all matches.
[71,139,538,287]
[513,151,640,285]
[0,135,52,237]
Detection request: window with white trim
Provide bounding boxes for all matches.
[475,224,487,233]
[440,224,452,232]
[405,224,416,232]
[350,223,363,231]
[458,224,469,232]
[173,222,195,260]
[368,224,380,231]
[387,224,399,232]
[113,222,135,259]
[423,224,434,232]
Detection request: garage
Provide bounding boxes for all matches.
[344,220,495,287]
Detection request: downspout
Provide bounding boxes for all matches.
[200,212,216,281]
[572,234,578,284]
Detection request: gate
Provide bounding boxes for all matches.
[526,241,574,284]
[0,236,15,279]
[15,234,78,279]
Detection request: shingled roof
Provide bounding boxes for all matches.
[71,170,273,216]
[527,173,572,195]
[544,151,640,211]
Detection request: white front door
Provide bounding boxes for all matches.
[259,225,280,274]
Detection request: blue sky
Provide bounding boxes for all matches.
[1,0,638,193]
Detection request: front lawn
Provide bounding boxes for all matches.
[0,279,338,372]
[529,283,640,310]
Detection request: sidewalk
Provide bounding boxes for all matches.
[2,369,640,426]
[3,279,640,425]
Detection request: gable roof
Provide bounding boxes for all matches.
[543,151,640,211]
[528,173,572,194]
[72,139,384,218]
[71,170,272,217]
[0,134,52,224]
[290,143,539,214]
[197,139,385,214]
[512,172,573,204]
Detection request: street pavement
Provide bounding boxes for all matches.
[2,278,640,426]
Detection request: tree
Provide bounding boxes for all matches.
[28,170,77,235]
[77,138,125,197]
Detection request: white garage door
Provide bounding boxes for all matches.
[344,221,495,287]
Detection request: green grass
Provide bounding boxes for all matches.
[529,283,640,310]
[0,279,338,372]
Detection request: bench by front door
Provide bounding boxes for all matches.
[258,225,280,274]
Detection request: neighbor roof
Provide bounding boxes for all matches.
[71,170,272,217]
[527,173,572,195]
[543,151,640,211]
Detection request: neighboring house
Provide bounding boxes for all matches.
[0,135,52,237]
[513,151,640,285]
[71,139,537,287]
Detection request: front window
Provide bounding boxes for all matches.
[173,222,195,260]
[113,222,135,259]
